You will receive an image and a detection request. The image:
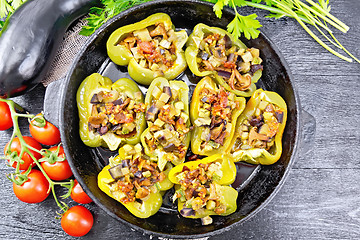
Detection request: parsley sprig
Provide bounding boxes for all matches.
[0,0,26,29]
[209,0,358,63]
[79,0,153,36]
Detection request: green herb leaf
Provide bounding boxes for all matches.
[0,0,13,18]
[228,13,262,39]
[213,0,229,18]
[80,0,153,36]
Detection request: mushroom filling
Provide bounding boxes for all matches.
[232,101,284,152]
[172,161,227,224]
[108,144,166,204]
[119,23,178,74]
[144,85,190,165]
[197,33,263,91]
[195,86,238,151]
[88,90,145,137]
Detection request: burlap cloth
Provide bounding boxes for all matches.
[42,18,89,86]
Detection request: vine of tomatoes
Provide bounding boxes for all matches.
[0,98,93,237]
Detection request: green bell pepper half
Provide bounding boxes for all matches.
[76,73,146,151]
[190,76,246,156]
[98,165,162,218]
[228,89,287,165]
[107,13,188,85]
[185,23,262,97]
[141,77,191,171]
[176,184,238,219]
[168,154,236,186]
[169,154,238,219]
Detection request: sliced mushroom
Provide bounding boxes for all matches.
[89,114,106,126]
[135,187,150,199]
[214,131,227,145]
[149,23,168,40]
[210,123,224,141]
[248,127,269,146]
[234,69,251,91]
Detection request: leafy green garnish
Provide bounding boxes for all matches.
[210,0,358,63]
[0,0,26,30]
[79,0,153,36]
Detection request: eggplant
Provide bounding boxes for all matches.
[0,0,101,98]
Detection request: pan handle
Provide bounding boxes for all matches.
[299,109,316,155]
[43,78,65,127]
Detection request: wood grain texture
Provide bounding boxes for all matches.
[1,0,360,239]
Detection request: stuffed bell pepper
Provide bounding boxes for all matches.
[190,76,245,156]
[185,23,263,97]
[107,13,188,85]
[98,143,173,218]
[169,154,238,225]
[77,73,146,151]
[141,77,191,171]
[228,89,287,165]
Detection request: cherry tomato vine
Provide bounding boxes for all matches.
[0,98,75,213]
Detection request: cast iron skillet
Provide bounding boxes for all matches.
[60,0,300,238]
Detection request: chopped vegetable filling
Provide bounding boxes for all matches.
[232,101,284,152]
[196,85,238,150]
[197,33,263,92]
[144,85,190,165]
[172,161,226,224]
[88,90,145,137]
[119,23,178,75]
[108,144,166,204]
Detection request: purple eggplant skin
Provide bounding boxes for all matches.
[0,0,101,98]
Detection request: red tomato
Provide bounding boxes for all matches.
[0,101,13,130]
[13,169,50,203]
[61,205,93,237]
[29,114,61,145]
[41,146,73,181]
[5,136,42,170]
[71,180,92,204]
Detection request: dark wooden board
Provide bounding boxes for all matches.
[1,0,360,239]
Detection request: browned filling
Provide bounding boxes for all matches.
[88,90,145,137]
[143,85,190,163]
[197,33,263,91]
[174,162,226,215]
[109,154,166,204]
[232,101,284,152]
[195,86,238,150]
[119,23,178,72]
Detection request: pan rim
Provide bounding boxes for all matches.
[60,0,301,238]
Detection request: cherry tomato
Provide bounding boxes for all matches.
[71,180,92,204]
[5,136,42,170]
[29,114,61,145]
[0,101,13,130]
[41,146,73,181]
[61,205,93,237]
[13,169,50,203]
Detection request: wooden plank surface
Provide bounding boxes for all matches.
[1,0,360,239]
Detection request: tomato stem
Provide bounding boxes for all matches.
[0,99,74,214]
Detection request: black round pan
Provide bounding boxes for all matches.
[59,0,300,238]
